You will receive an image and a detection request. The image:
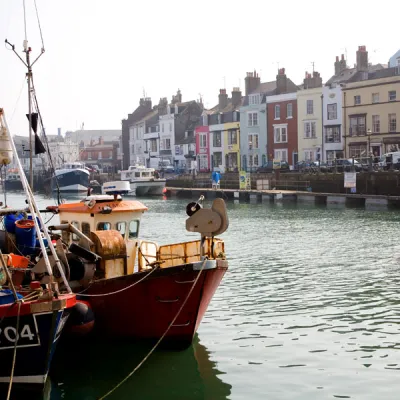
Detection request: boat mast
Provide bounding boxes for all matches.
[26,41,34,189]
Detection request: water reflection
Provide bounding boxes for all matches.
[48,334,231,400]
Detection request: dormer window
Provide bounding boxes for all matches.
[249,95,260,105]
[202,114,208,126]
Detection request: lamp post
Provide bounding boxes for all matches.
[367,129,372,172]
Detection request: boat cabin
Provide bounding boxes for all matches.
[120,165,158,181]
[58,162,86,171]
[52,181,226,284]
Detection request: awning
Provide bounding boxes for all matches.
[348,141,367,146]
[383,137,400,144]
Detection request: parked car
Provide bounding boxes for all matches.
[329,159,363,172]
[256,161,290,173]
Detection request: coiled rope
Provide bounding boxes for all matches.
[98,257,208,400]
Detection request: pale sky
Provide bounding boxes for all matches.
[0,0,398,137]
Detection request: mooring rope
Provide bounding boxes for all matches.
[78,265,159,298]
[6,301,21,400]
[98,257,208,400]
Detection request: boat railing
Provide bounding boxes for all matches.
[156,238,225,268]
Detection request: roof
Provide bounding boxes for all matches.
[325,64,386,86]
[65,129,121,145]
[208,97,244,114]
[249,80,277,95]
[58,199,148,214]
[265,78,299,95]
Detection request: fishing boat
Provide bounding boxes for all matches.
[0,108,76,389]
[45,180,228,348]
[120,165,166,196]
[4,170,23,191]
[52,162,90,192]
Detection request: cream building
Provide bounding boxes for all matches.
[297,72,323,162]
[343,68,400,158]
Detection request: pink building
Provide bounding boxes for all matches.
[195,125,210,172]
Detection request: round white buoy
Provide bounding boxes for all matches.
[0,126,13,165]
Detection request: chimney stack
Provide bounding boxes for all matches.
[218,89,228,110]
[356,46,368,72]
[244,71,261,96]
[276,68,287,94]
[334,56,340,75]
[304,71,323,89]
[231,87,242,108]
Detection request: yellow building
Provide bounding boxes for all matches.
[223,121,240,171]
[343,69,400,158]
[297,72,323,162]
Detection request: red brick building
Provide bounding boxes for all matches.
[79,137,119,171]
[266,69,299,166]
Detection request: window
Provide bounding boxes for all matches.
[162,124,164,133]
[287,103,293,118]
[307,100,314,114]
[248,154,253,167]
[131,145,135,154]
[71,221,80,242]
[97,222,111,231]
[200,134,207,148]
[150,139,157,152]
[327,103,337,120]
[213,131,221,147]
[248,112,258,127]
[199,154,208,170]
[169,123,172,132]
[249,95,259,105]
[274,149,288,162]
[304,150,315,161]
[254,154,259,166]
[325,126,341,143]
[274,105,280,119]
[228,130,237,145]
[349,145,367,158]
[116,222,126,238]
[61,220,70,242]
[248,134,259,150]
[354,95,361,105]
[372,93,379,103]
[372,115,380,133]
[81,222,91,237]
[213,152,222,167]
[349,116,366,136]
[304,121,316,138]
[129,220,140,239]
[389,91,397,101]
[165,138,171,150]
[389,113,397,132]
[274,126,287,143]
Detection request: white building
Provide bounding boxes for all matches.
[322,85,344,161]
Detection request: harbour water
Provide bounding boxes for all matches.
[4,193,400,399]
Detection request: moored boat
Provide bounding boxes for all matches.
[52,162,90,192]
[47,181,228,348]
[120,164,166,196]
[0,108,77,388]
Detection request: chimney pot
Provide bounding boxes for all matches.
[341,54,344,60]
[336,56,339,62]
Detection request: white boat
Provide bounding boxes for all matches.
[120,165,166,196]
[53,162,90,192]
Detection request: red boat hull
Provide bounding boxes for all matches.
[80,261,227,348]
